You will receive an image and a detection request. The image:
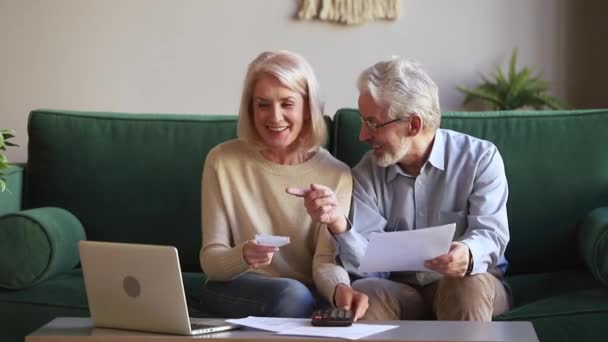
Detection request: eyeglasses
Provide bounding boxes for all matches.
[359,116,407,133]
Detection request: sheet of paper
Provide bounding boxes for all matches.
[277,323,399,340]
[226,316,308,332]
[226,317,398,340]
[358,223,456,273]
[255,234,291,247]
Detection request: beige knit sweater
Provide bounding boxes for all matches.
[199,139,352,303]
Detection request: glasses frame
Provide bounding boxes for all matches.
[360,116,407,134]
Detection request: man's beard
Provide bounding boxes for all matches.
[374,137,410,167]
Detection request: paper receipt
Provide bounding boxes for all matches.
[255,234,291,247]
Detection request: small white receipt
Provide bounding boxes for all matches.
[358,223,456,273]
[255,234,290,247]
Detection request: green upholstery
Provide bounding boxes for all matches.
[1,108,607,342]
[26,110,238,272]
[578,207,608,286]
[0,207,85,289]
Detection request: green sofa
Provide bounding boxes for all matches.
[1,108,607,342]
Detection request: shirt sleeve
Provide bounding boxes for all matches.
[458,146,510,275]
[199,147,250,280]
[335,156,390,279]
[312,169,352,303]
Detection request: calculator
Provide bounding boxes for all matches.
[311,308,354,327]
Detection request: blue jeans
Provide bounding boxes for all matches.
[200,273,329,318]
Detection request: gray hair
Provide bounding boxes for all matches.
[237,50,326,152]
[357,57,441,131]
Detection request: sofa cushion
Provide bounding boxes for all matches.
[506,270,603,307]
[0,207,85,289]
[498,309,608,342]
[578,207,608,286]
[499,271,608,342]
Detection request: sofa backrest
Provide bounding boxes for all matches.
[332,108,608,275]
[26,110,239,272]
[25,110,335,273]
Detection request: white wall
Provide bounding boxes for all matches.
[0,0,579,162]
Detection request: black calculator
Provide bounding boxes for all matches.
[311,308,354,327]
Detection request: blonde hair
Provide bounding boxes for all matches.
[358,57,441,131]
[237,50,326,152]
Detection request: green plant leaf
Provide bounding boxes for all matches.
[457,48,563,110]
[458,87,504,109]
[0,129,16,192]
[0,128,16,135]
[508,49,518,84]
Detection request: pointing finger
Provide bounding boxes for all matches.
[310,183,334,193]
[285,187,309,198]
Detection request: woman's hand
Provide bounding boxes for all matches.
[242,240,279,268]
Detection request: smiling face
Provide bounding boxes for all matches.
[358,92,411,167]
[252,74,308,163]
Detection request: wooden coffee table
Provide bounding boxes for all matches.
[26,317,538,342]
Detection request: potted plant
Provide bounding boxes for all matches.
[0,129,18,192]
[457,49,562,110]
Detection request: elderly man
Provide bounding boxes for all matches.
[288,57,511,321]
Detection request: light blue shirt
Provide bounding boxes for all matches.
[336,129,509,285]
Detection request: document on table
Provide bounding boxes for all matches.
[226,316,307,332]
[358,223,456,273]
[226,316,398,340]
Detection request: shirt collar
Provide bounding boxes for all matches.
[386,129,445,182]
[427,129,445,171]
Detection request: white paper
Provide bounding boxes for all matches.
[255,234,290,247]
[358,223,456,273]
[226,316,308,332]
[277,323,399,340]
[226,317,398,340]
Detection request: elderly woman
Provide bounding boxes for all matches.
[199,50,368,319]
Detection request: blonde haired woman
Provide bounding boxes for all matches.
[199,50,368,319]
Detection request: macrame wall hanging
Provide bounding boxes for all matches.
[297,0,400,25]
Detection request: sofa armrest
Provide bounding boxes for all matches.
[0,165,24,216]
[578,207,608,286]
[0,207,86,289]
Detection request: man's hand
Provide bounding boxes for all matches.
[424,241,470,277]
[285,184,348,235]
[242,240,278,269]
[333,283,369,322]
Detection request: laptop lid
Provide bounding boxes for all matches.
[79,241,237,335]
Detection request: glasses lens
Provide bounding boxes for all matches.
[365,120,376,133]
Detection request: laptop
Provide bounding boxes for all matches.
[79,240,240,335]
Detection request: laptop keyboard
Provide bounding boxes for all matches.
[191,323,210,330]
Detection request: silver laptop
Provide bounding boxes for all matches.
[79,240,239,335]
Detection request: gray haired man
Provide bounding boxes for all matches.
[288,57,511,321]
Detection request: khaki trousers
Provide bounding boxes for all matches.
[352,273,510,321]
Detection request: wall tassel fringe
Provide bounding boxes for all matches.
[298,0,399,25]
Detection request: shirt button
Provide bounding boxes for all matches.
[418,211,423,216]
